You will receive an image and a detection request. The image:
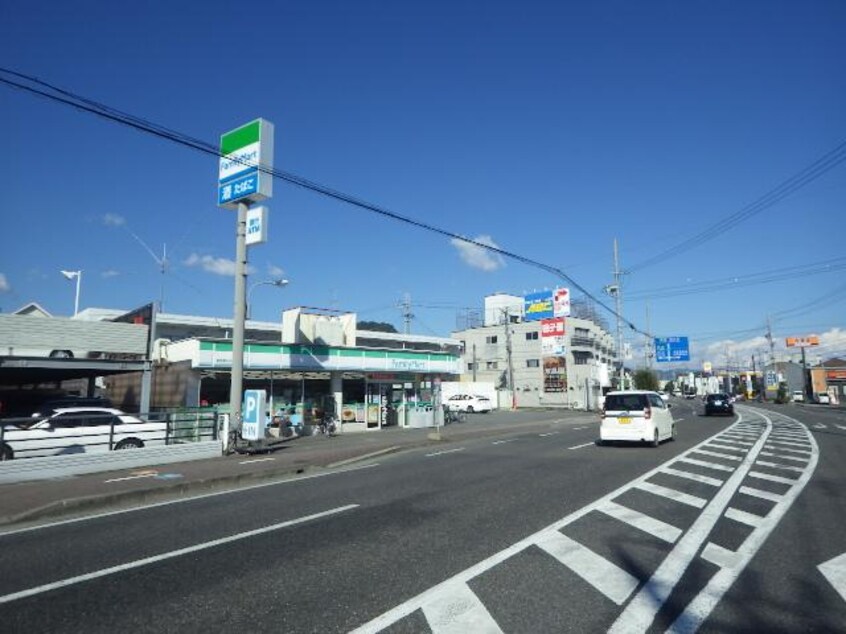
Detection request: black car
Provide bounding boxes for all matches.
[704,393,734,416]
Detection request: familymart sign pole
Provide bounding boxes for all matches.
[218,119,274,451]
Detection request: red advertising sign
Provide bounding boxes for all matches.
[541,317,565,337]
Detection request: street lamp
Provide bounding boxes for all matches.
[60,270,82,316]
[247,278,289,320]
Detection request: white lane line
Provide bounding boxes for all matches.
[661,467,723,487]
[0,504,359,605]
[492,439,518,445]
[568,442,595,450]
[676,457,734,473]
[635,482,708,508]
[535,531,639,605]
[0,464,379,538]
[724,507,764,528]
[747,471,797,486]
[766,440,811,450]
[573,426,589,430]
[763,445,811,456]
[692,449,743,462]
[717,436,756,444]
[836,425,846,431]
[818,552,846,603]
[426,448,466,457]
[239,457,275,465]
[598,500,682,544]
[421,581,503,633]
[739,486,783,503]
[706,443,747,453]
[539,432,560,437]
[103,473,158,483]
[669,411,818,633]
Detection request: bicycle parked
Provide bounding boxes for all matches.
[318,414,338,436]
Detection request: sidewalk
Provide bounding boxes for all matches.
[0,412,574,528]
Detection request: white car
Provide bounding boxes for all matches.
[792,391,805,403]
[0,407,167,460]
[599,390,675,447]
[816,393,830,405]
[446,394,492,413]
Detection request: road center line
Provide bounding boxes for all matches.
[104,473,158,483]
[539,432,560,437]
[238,457,276,465]
[492,439,518,445]
[425,448,466,457]
[568,442,595,450]
[0,504,359,605]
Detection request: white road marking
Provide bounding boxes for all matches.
[0,504,359,605]
[836,424,846,431]
[724,507,764,528]
[425,448,466,457]
[813,423,827,429]
[759,451,808,463]
[238,457,275,465]
[706,443,747,453]
[609,410,770,634]
[492,439,517,445]
[421,581,503,634]
[661,467,723,487]
[739,486,783,503]
[747,471,797,486]
[755,460,805,473]
[700,542,742,569]
[539,432,560,437]
[635,482,708,508]
[763,444,811,455]
[568,442,595,450]
[692,449,743,462]
[572,426,589,430]
[104,473,158,483]
[676,457,734,473]
[535,531,639,605]
[668,408,818,633]
[0,464,379,538]
[818,552,846,603]
[766,440,811,450]
[598,500,682,543]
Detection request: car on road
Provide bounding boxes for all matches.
[445,394,492,413]
[0,407,166,460]
[599,390,675,447]
[704,393,734,416]
[792,390,805,403]
[816,393,830,405]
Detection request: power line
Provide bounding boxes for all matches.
[627,140,846,273]
[0,67,650,336]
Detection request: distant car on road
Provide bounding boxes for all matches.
[816,393,830,405]
[792,391,805,403]
[0,407,166,460]
[599,390,675,447]
[704,393,734,416]
[445,394,492,413]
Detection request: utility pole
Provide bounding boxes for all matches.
[472,343,477,382]
[227,201,249,436]
[645,302,653,370]
[504,307,515,410]
[399,293,414,334]
[606,238,625,390]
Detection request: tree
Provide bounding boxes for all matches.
[357,321,398,333]
[664,380,675,394]
[633,369,660,391]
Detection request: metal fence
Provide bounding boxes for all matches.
[0,408,218,461]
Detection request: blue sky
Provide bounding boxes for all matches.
[1,0,844,367]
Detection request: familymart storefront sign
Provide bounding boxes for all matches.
[218,119,274,208]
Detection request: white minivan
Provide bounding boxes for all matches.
[599,390,676,447]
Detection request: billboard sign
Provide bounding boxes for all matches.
[541,317,566,356]
[218,119,274,208]
[654,336,691,362]
[553,287,571,317]
[524,290,553,322]
[543,356,567,392]
[786,335,820,347]
[245,206,269,246]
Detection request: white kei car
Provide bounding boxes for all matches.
[446,394,493,413]
[599,390,676,447]
[0,407,167,460]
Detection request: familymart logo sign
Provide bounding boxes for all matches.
[218,118,274,208]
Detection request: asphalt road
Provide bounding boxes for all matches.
[2,400,844,633]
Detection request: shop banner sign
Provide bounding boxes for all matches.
[553,288,571,317]
[524,290,554,322]
[541,317,566,356]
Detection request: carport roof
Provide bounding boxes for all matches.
[0,356,147,386]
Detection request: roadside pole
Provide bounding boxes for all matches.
[227,201,249,448]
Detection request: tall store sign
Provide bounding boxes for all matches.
[553,288,571,317]
[218,119,274,209]
[541,317,566,356]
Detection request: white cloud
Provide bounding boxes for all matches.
[101,269,120,279]
[0,273,9,292]
[184,253,255,276]
[102,213,126,227]
[267,264,285,278]
[697,328,846,366]
[451,234,506,272]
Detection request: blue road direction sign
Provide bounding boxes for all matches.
[655,336,691,363]
[242,389,267,440]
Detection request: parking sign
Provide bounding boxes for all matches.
[242,389,267,440]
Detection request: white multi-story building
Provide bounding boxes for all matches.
[453,294,617,410]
